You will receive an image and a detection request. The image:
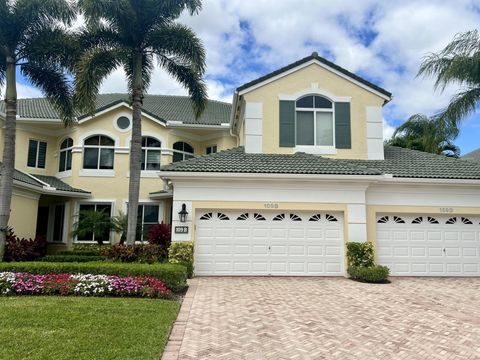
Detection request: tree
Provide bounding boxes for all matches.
[71,209,114,245]
[386,114,460,157]
[75,0,207,245]
[418,30,480,127]
[0,0,77,260]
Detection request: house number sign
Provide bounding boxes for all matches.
[439,207,454,213]
[175,226,189,234]
[264,203,279,209]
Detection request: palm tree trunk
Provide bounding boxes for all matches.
[0,56,17,260]
[126,52,143,245]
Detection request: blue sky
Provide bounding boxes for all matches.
[14,0,480,155]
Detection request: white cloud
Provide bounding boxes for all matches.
[0,83,43,99]
[383,119,396,140]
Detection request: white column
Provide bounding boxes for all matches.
[366,106,384,160]
[244,102,263,153]
[347,203,367,242]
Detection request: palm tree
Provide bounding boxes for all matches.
[71,209,114,245]
[386,114,460,157]
[418,30,480,127]
[0,0,77,260]
[75,0,207,245]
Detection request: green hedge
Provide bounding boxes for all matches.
[40,255,105,263]
[347,265,390,283]
[346,242,374,267]
[0,261,187,292]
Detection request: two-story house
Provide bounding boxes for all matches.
[3,52,480,277]
[161,53,480,277]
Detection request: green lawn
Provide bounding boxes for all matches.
[0,296,180,360]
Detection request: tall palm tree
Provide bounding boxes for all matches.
[0,0,77,260]
[418,30,480,127]
[75,0,207,245]
[386,114,460,157]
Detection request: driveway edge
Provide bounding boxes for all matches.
[161,278,198,360]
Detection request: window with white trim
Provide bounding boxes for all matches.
[172,141,194,162]
[141,136,161,170]
[83,135,115,170]
[59,138,73,172]
[27,139,47,168]
[206,145,217,155]
[295,95,334,146]
[77,203,112,242]
[137,204,160,241]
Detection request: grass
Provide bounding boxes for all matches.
[0,296,180,360]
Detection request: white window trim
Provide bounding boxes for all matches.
[79,169,115,177]
[113,112,132,132]
[58,138,74,174]
[82,135,116,171]
[74,200,115,244]
[294,96,336,153]
[56,169,72,179]
[206,144,218,155]
[141,136,162,171]
[27,138,47,169]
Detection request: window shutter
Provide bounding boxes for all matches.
[37,141,47,168]
[27,140,37,167]
[335,102,351,149]
[279,100,295,147]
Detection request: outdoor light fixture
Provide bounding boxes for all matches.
[178,203,188,223]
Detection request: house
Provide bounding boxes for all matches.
[3,52,480,277]
[0,94,236,248]
[161,53,480,277]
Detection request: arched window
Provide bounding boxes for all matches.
[172,141,194,162]
[59,138,73,172]
[141,136,161,170]
[295,95,334,147]
[83,135,115,170]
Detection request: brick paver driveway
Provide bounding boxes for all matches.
[164,277,480,360]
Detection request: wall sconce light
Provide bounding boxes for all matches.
[178,203,188,223]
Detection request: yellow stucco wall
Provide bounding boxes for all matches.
[9,190,39,239]
[241,63,385,159]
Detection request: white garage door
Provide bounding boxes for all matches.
[195,210,344,276]
[377,214,480,276]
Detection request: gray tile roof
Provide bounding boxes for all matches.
[161,146,480,180]
[0,94,231,126]
[236,52,392,99]
[31,175,90,194]
[13,170,44,188]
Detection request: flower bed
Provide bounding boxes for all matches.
[0,272,172,299]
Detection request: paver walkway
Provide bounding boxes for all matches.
[163,277,480,359]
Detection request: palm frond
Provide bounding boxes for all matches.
[123,52,154,96]
[74,48,123,114]
[438,87,480,127]
[13,0,76,28]
[147,23,206,73]
[21,62,75,125]
[158,55,207,118]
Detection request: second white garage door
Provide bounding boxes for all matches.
[377,214,480,276]
[195,210,344,276]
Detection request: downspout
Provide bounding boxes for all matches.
[229,91,240,146]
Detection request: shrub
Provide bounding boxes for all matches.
[102,244,165,263]
[0,272,172,298]
[169,242,194,278]
[146,223,171,258]
[347,265,390,283]
[40,255,105,263]
[4,229,47,262]
[346,242,375,267]
[60,244,112,256]
[0,261,187,292]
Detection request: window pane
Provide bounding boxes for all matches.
[314,96,332,108]
[185,154,194,160]
[83,148,99,169]
[141,149,146,170]
[66,150,72,170]
[296,111,314,145]
[116,116,130,130]
[84,136,99,146]
[173,142,183,151]
[27,140,38,167]
[78,204,95,241]
[146,150,161,170]
[316,112,334,146]
[99,148,114,169]
[61,139,68,149]
[52,205,65,242]
[143,205,159,222]
[296,96,314,108]
[37,142,47,168]
[184,143,194,154]
[172,152,183,163]
[146,137,161,148]
[59,151,66,172]
[100,136,114,146]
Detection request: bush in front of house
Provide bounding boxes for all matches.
[347,265,390,283]
[168,242,194,278]
[40,255,105,263]
[4,228,47,262]
[346,242,389,283]
[147,223,172,259]
[0,272,172,298]
[0,261,187,292]
[101,244,165,263]
[58,244,112,256]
